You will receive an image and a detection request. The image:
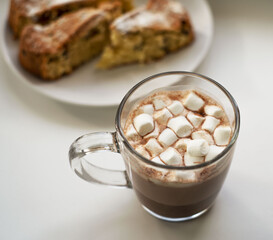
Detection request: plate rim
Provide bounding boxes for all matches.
[0,0,214,107]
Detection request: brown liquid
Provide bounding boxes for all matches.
[131,164,230,218]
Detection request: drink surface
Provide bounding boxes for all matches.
[124,89,232,168]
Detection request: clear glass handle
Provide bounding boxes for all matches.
[69,132,132,188]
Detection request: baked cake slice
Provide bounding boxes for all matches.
[9,0,134,38]
[19,2,122,80]
[97,0,194,69]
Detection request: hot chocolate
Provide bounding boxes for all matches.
[123,89,234,219]
[69,71,240,222]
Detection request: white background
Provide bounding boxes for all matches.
[1,0,273,239]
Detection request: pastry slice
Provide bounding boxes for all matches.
[9,0,134,38]
[97,0,194,69]
[19,2,122,80]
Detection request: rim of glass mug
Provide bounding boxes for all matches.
[116,71,240,170]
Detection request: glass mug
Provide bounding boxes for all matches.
[69,72,240,222]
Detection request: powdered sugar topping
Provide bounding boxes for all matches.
[113,0,187,33]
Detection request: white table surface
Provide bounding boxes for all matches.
[1,0,273,239]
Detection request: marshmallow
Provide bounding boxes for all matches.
[183,92,205,111]
[160,147,182,165]
[144,122,159,139]
[158,128,178,147]
[125,124,140,140]
[145,138,164,157]
[133,113,154,136]
[141,104,154,115]
[187,112,205,128]
[175,170,196,182]
[187,139,209,157]
[204,105,224,118]
[192,130,214,145]
[135,146,150,159]
[214,126,231,146]
[167,100,184,115]
[153,99,166,110]
[151,156,164,165]
[175,138,191,151]
[202,116,220,133]
[184,153,204,166]
[205,145,225,161]
[154,108,172,125]
[167,116,193,137]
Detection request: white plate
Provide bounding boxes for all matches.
[1,0,213,107]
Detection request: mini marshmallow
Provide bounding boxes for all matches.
[205,145,225,161]
[145,138,164,157]
[154,108,172,125]
[204,105,224,118]
[192,130,214,145]
[151,156,164,165]
[153,99,166,110]
[160,147,182,165]
[133,113,154,136]
[167,116,193,137]
[141,104,154,115]
[187,112,205,128]
[125,124,140,140]
[202,116,220,133]
[135,146,150,159]
[167,100,184,115]
[144,122,159,139]
[214,126,231,146]
[183,92,205,111]
[175,138,191,151]
[184,153,204,166]
[175,170,196,182]
[187,139,209,157]
[158,128,178,147]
